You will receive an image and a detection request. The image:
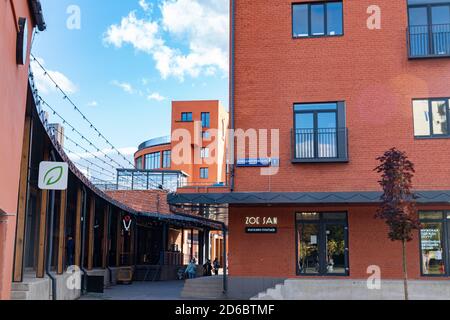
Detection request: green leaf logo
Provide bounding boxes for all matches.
[43,166,64,186]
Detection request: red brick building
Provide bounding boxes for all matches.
[169,0,450,299]
[134,100,229,187]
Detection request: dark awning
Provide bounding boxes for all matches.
[168,191,450,205]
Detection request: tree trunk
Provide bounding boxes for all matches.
[402,239,409,300]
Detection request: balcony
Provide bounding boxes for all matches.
[292,128,349,163]
[408,24,450,59]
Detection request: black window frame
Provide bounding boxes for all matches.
[407,1,450,58]
[413,98,450,138]
[292,101,348,163]
[295,211,350,277]
[419,210,450,277]
[181,112,193,122]
[292,1,344,39]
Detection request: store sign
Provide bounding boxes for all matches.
[237,158,279,167]
[38,161,69,190]
[246,227,277,234]
[245,216,278,233]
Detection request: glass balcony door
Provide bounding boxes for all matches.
[295,109,337,159]
[408,3,450,57]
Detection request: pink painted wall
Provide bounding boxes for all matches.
[0,0,35,300]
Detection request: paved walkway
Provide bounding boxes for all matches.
[81,281,186,300]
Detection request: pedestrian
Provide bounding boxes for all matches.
[203,259,213,276]
[66,235,75,267]
[213,258,220,276]
[185,259,197,279]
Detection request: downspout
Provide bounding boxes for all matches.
[79,186,88,294]
[229,0,236,192]
[106,205,113,284]
[45,150,57,300]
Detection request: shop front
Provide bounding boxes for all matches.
[168,191,450,299]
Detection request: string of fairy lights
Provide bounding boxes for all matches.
[30,53,163,190]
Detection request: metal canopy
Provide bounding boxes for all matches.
[168,190,450,205]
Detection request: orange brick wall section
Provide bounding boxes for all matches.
[233,0,450,193]
[106,190,171,214]
[229,205,450,280]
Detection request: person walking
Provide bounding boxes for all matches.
[213,258,220,276]
[185,259,197,279]
[203,259,213,276]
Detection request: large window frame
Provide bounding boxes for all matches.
[419,211,450,277]
[162,150,171,168]
[292,101,348,162]
[292,1,344,39]
[413,98,450,138]
[295,212,349,277]
[145,152,161,170]
[407,1,450,58]
[201,112,211,128]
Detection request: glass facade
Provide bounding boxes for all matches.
[162,150,171,168]
[145,152,161,170]
[296,212,348,276]
[419,211,449,276]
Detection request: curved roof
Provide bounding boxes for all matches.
[138,136,171,151]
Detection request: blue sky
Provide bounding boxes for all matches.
[31,0,229,180]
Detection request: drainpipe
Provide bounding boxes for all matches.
[229,0,236,192]
[45,150,57,300]
[105,205,113,284]
[79,186,88,294]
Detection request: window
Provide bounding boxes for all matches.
[296,212,348,276]
[181,112,193,122]
[408,1,450,57]
[293,102,348,162]
[202,131,211,140]
[200,168,209,179]
[292,1,343,38]
[201,147,209,159]
[136,156,143,170]
[413,99,450,137]
[162,150,171,168]
[201,112,211,128]
[419,211,450,276]
[145,152,161,170]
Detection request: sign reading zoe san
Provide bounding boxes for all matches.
[38,162,69,190]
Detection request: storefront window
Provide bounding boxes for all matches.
[296,212,348,276]
[419,211,448,276]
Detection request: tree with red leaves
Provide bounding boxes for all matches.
[374,148,421,300]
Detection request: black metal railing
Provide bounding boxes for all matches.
[408,24,450,58]
[292,128,348,162]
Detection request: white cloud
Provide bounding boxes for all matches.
[139,0,152,12]
[87,101,98,107]
[111,80,135,94]
[103,0,229,81]
[30,58,78,94]
[147,92,166,101]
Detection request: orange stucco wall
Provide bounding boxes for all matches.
[0,0,35,300]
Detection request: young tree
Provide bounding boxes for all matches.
[374,148,421,300]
